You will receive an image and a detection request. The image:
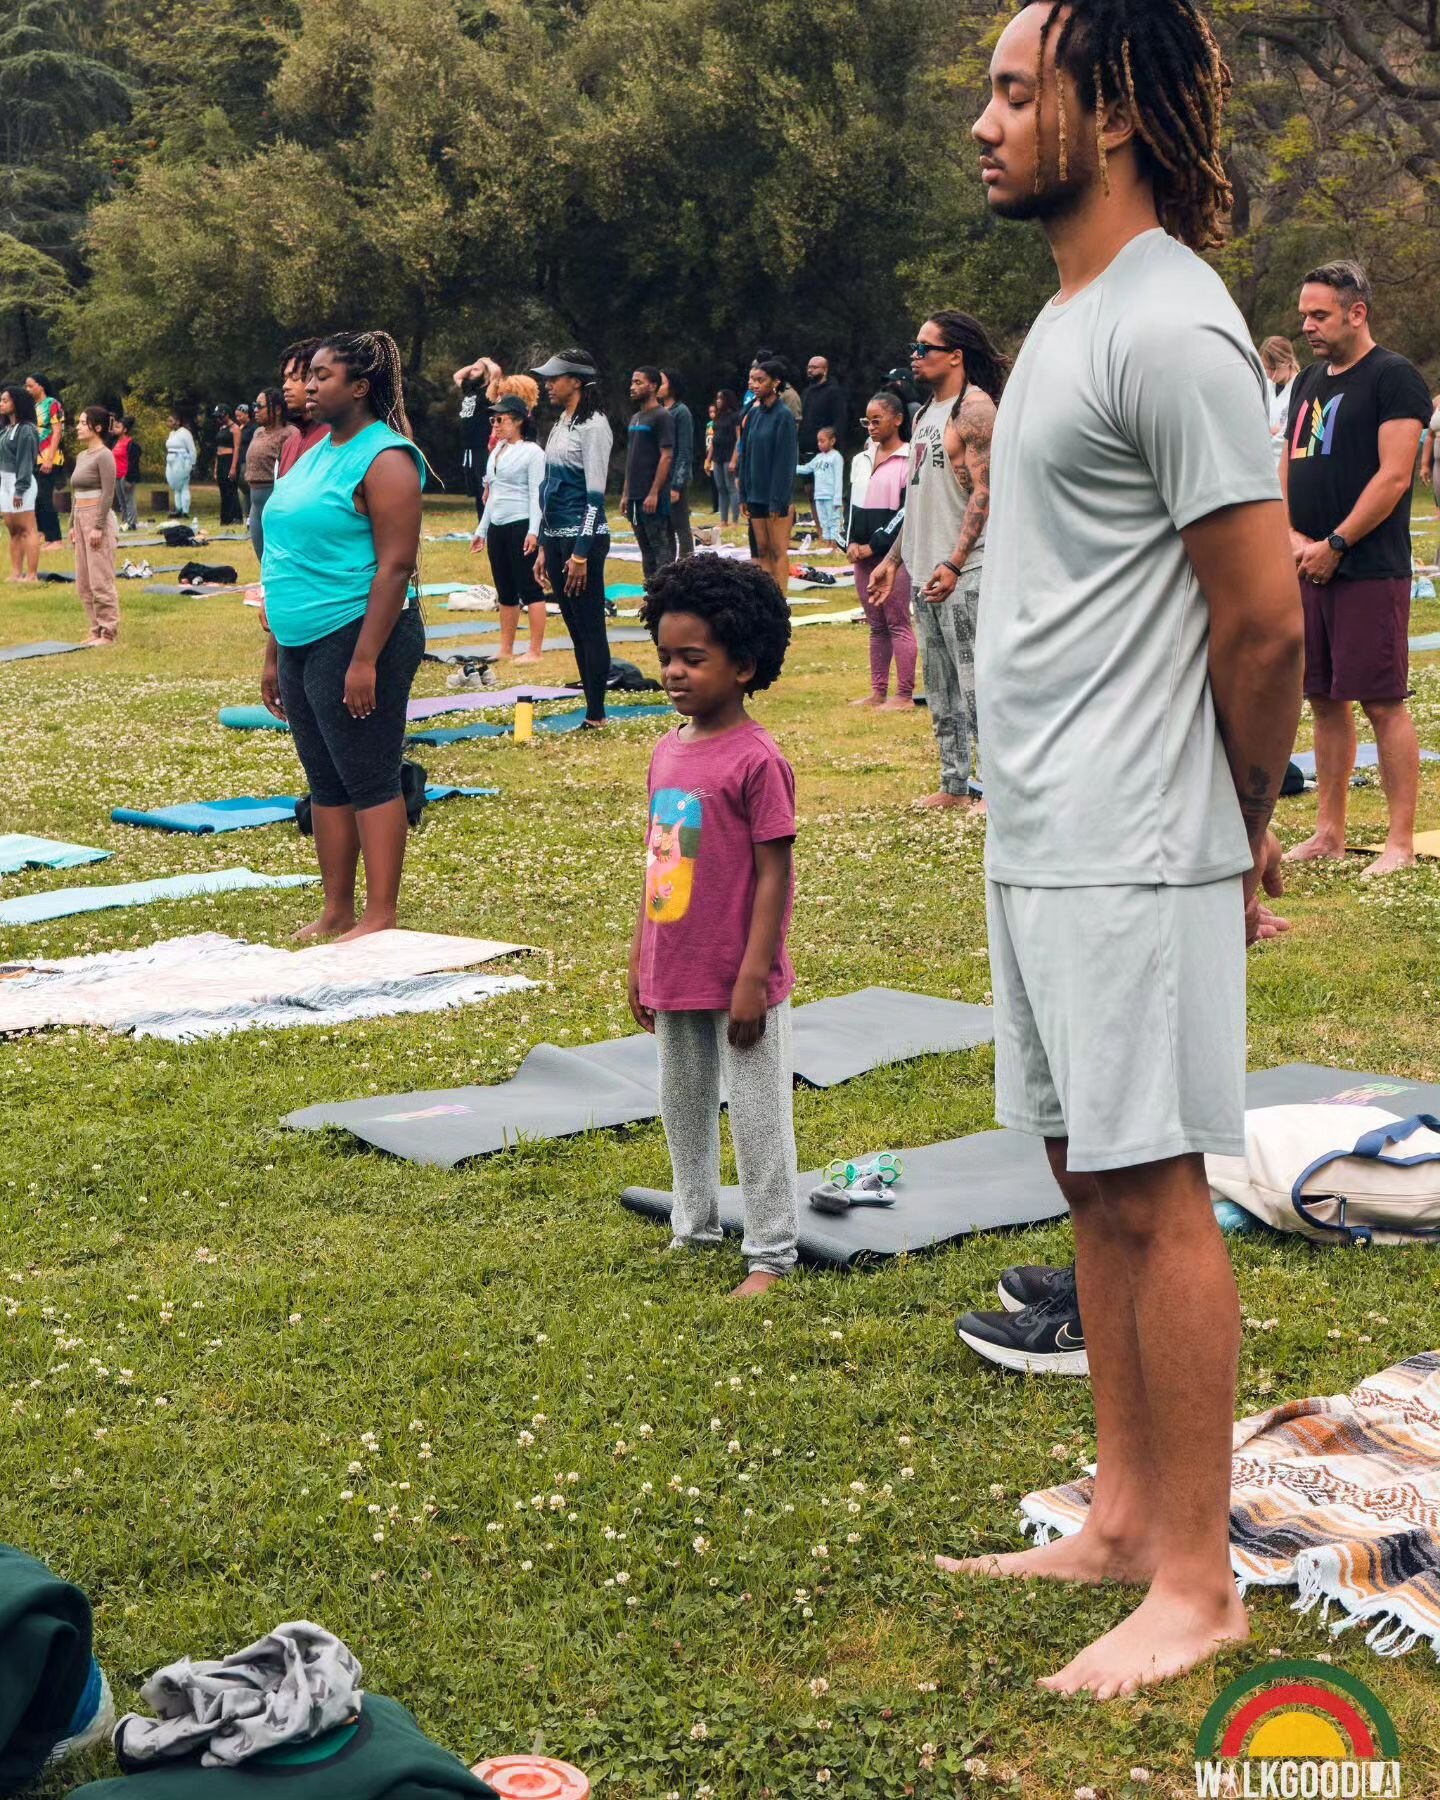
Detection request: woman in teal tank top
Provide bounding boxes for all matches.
[260,331,426,941]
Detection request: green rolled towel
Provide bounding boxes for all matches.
[72,1695,497,1800]
[0,1542,94,1795]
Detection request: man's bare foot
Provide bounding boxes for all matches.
[914,791,976,810]
[936,1525,1159,1588]
[850,694,884,708]
[1282,833,1345,863]
[1040,1581,1249,1701]
[881,696,913,711]
[294,911,356,943]
[729,1270,784,1299]
[514,651,544,665]
[1360,846,1416,880]
[333,913,397,942]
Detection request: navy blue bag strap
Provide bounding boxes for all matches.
[1291,1115,1440,1246]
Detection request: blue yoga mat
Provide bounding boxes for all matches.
[0,641,90,664]
[610,584,646,600]
[0,834,111,875]
[407,722,509,747]
[1411,632,1440,654]
[537,703,673,734]
[0,868,317,927]
[1290,743,1440,778]
[219,705,288,732]
[421,784,499,803]
[112,796,302,834]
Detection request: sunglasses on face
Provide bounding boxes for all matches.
[907,341,947,359]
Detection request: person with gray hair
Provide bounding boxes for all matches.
[1281,259,1432,879]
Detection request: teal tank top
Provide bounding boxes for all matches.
[261,420,426,647]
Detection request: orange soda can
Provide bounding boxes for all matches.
[472,1754,590,1798]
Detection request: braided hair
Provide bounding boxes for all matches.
[1035,0,1233,252]
[926,311,1010,406]
[317,330,413,438]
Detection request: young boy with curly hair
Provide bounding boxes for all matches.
[629,555,799,1297]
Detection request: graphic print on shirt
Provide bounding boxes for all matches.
[645,787,702,924]
[1291,392,1344,458]
[909,419,946,486]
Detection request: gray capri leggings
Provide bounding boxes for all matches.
[277,606,425,811]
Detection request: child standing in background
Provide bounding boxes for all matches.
[796,426,843,549]
[629,555,799,1298]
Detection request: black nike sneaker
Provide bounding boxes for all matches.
[955,1266,1087,1375]
[997,1262,1073,1313]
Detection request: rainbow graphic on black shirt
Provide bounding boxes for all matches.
[1291,392,1345,458]
[1193,1660,1401,1795]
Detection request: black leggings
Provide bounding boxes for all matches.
[278,607,425,810]
[542,538,611,721]
[35,468,61,543]
[488,517,544,608]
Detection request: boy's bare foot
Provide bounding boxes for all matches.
[1282,833,1345,863]
[729,1270,784,1300]
[1039,1581,1249,1701]
[915,791,977,810]
[334,912,397,942]
[293,911,356,943]
[1360,846,1416,879]
[850,695,884,708]
[936,1525,1159,1588]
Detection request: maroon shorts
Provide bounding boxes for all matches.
[1300,576,1411,703]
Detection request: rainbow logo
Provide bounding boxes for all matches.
[1194,1661,1401,1796]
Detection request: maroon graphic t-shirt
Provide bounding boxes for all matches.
[639,718,797,1013]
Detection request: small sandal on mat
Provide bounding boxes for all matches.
[808,1173,897,1215]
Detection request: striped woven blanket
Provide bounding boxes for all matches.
[1020,1353,1440,1659]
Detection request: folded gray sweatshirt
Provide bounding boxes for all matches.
[115,1621,363,1768]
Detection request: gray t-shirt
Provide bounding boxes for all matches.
[977,228,1280,888]
[899,395,981,581]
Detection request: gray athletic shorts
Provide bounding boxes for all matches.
[986,878,1246,1172]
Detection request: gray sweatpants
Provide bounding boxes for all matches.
[913,562,981,794]
[655,1002,799,1275]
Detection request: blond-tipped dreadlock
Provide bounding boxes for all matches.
[319,330,414,439]
[1031,0,1234,251]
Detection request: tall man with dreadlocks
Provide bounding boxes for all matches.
[942,1,1304,1699]
[260,330,427,941]
[868,311,1007,807]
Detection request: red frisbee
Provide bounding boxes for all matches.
[472,1754,591,1799]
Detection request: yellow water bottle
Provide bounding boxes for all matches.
[514,694,534,744]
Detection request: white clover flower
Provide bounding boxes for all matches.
[899,1467,915,1480]
[1129,1772,1151,1786]
[689,1721,709,1741]
[520,1560,534,1572]
[692,1535,709,1554]
[288,1313,302,1325]
[816,1768,831,1784]
[811,1544,829,1559]
[638,1423,654,1437]
[517,1430,535,1447]
[809,1676,829,1696]
[371,1530,384,1543]
[615,1570,630,1585]
[727,1440,742,1455]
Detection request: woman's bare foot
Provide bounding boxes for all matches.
[881,696,913,710]
[294,911,356,943]
[1360,845,1416,879]
[334,911,397,942]
[1282,832,1345,863]
[513,651,545,665]
[936,1524,1159,1588]
[850,694,884,708]
[1039,1580,1249,1701]
[730,1270,784,1300]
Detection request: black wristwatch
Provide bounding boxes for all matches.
[1327,532,1348,556]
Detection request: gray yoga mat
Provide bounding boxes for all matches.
[1290,743,1440,777]
[621,1061,1440,1267]
[1411,632,1440,654]
[284,987,995,1166]
[0,641,90,664]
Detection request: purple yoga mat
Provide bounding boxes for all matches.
[406,686,581,722]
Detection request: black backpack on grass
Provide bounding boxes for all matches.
[295,761,428,837]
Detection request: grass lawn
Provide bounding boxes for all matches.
[3,486,1440,1800]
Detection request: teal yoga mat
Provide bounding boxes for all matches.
[407,722,509,747]
[113,796,301,834]
[0,641,90,664]
[0,834,110,875]
[0,868,317,926]
[537,703,672,733]
[219,705,288,731]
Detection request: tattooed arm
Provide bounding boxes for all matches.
[922,389,995,600]
[1184,499,1305,944]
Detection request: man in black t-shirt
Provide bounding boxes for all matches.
[1280,260,1430,878]
[619,366,675,580]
